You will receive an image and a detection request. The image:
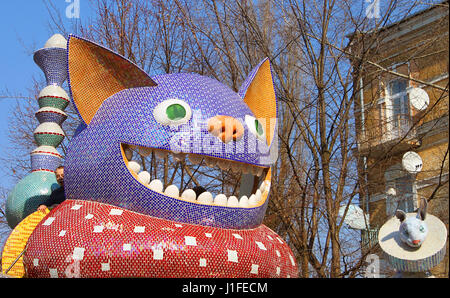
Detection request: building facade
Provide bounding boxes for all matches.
[350,3,449,277]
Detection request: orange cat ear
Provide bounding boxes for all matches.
[239,58,277,146]
[67,35,157,125]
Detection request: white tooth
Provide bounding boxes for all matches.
[205,157,217,168]
[164,185,179,198]
[260,181,270,192]
[149,179,163,193]
[139,147,152,157]
[172,152,186,162]
[217,160,229,171]
[197,192,213,204]
[239,195,249,207]
[155,150,168,159]
[265,181,271,191]
[227,196,239,207]
[181,189,196,201]
[248,194,257,206]
[137,171,150,184]
[128,160,141,174]
[255,189,262,202]
[214,194,228,206]
[124,148,133,160]
[188,154,203,165]
[256,167,264,177]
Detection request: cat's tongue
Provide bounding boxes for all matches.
[24,199,298,278]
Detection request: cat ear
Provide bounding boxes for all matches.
[239,58,277,146]
[395,210,406,222]
[67,35,157,125]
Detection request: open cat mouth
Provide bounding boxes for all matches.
[120,143,271,209]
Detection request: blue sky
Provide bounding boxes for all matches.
[0,1,92,192]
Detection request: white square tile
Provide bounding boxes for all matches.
[101,263,110,271]
[71,204,83,210]
[232,233,243,240]
[85,214,94,220]
[109,209,123,215]
[289,255,295,266]
[153,249,163,260]
[205,233,212,238]
[49,268,58,278]
[255,241,266,250]
[58,230,66,237]
[174,224,183,228]
[134,226,145,233]
[33,259,39,267]
[275,250,281,257]
[93,225,104,233]
[251,264,259,274]
[267,235,273,240]
[276,267,280,275]
[199,258,207,267]
[123,243,131,251]
[43,217,55,226]
[185,236,197,246]
[72,247,85,261]
[227,250,238,263]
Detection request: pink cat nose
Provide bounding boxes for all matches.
[412,240,420,245]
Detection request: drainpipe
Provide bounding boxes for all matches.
[359,77,370,223]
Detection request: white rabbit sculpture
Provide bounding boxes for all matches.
[395,198,428,248]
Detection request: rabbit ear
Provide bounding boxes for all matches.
[395,210,406,222]
[417,198,428,220]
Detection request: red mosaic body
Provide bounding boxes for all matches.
[24,200,298,278]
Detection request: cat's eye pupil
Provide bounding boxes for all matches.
[420,226,424,232]
[255,119,263,135]
[166,104,186,120]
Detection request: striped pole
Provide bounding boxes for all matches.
[4,34,69,229]
[31,34,69,172]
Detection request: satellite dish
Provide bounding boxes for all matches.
[409,88,429,111]
[402,151,423,174]
[338,204,370,230]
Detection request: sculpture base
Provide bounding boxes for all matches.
[378,213,447,273]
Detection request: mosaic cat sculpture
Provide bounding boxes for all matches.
[395,198,429,248]
[23,35,298,278]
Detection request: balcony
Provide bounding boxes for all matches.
[357,113,421,159]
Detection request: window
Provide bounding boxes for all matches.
[374,67,414,142]
[386,174,416,216]
[388,78,412,138]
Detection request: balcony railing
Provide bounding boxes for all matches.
[357,113,420,157]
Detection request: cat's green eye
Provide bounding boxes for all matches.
[154,98,192,126]
[245,115,266,141]
[166,104,186,121]
[255,119,264,136]
[419,226,425,233]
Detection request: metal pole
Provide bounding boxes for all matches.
[4,248,26,275]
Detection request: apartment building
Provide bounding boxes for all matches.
[350,2,449,277]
